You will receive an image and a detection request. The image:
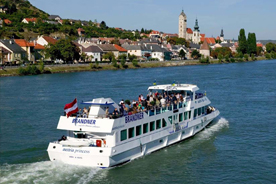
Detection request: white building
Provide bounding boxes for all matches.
[179,10,187,39]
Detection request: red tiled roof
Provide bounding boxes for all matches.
[24,18,37,23]
[114,44,127,52]
[186,28,193,34]
[77,28,85,32]
[99,37,115,42]
[200,34,205,38]
[34,44,45,50]
[216,36,220,40]
[4,19,11,24]
[256,43,263,47]
[200,37,216,44]
[150,30,160,35]
[14,39,30,47]
[43,36,57,44]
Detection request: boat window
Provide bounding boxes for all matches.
[188,111,191,119]
[150,121,155,131]
[162,119,167,127]
[194,109,197,118]
[128,127,135,139]
[184,112,188,120]
[143,123,148,134]
[168,116,172,124]
[120,129,127,141]
[156,119,161,129]
[198,108,201,116]
[202,107,205,115]
[73,132,86,138]
[136,125,142,136]
[179,113,183,122]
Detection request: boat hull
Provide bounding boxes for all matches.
[47,110,219,168]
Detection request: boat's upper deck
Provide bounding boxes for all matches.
[148,84,199,92]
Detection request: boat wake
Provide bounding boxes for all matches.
[0,161,100,184]
[198,117,229,140]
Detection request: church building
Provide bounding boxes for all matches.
[178,10,201,44]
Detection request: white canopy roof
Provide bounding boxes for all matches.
[148,84,199,92]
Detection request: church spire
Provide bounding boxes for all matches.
[220,29,224,37]
[194,18,199,31]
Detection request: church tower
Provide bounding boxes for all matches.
[220,29,224,42]
[179,10,187,39]
[192,18,200,44]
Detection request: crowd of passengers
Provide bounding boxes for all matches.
[107,92,190,119]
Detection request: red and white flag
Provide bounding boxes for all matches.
[64,98,78,117]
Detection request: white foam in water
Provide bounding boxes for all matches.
[197,117,229,140]
[0,161,100,184]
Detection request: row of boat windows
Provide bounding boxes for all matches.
[120,110,192,142]
[193,106,208,118]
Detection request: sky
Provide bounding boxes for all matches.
[28,0,276,40]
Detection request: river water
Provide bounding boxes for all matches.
[0,60,276,184]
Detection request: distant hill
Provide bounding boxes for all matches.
[257,40,276,45]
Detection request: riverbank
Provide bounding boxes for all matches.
[0,56,267,77]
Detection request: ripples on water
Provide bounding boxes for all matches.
[1,60,276,184]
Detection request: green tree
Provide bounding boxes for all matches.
[179,49,186,60]
[141,28,145,33]
[191,50,201,59]
[256,46,263,56]
[218,54,223,62]
[100,21,107,29]
[247,33,257,55]
[45,39,80,63]
[128,54,137,62]
[102,52,115,62]
[266,43,276,53]
[238,29,247,54]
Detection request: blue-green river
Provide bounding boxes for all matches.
[1,60,276,184]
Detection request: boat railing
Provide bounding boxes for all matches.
[195,92,205,100]
[147,101,189,116]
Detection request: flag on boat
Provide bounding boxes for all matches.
[172,80,175,86]
[64,98,78,118]
[153,79,156,86]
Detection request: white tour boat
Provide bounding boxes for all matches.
[47,83,220,168]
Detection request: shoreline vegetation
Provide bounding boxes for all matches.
[0,56,269,77]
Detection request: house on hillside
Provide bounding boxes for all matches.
[14,39,45,62]
[0,40,26,64]
[0,47,11,65]
[77,28,85,36]
[36,36,57,46]
[149,30,160,38]
[122,45,142,58]
[114,44,127,56]
[82,45,102,62]
[22,18,38,24]
[146,44,171,61]
[48,15,62,21]
[97,44,119,58]
[0,18,12,27]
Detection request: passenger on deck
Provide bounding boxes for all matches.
[105,107,110,118]
[141,94,144,101]
[160,97,166,108]
[58,135,67,142]
[78,109,82,117]
[112,108,120,118]
[138,95,141,102]
[83,107,88,118]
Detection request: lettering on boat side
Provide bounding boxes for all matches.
[125,112,144,123]
[62,148,90,154]
[72,118,96,125]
